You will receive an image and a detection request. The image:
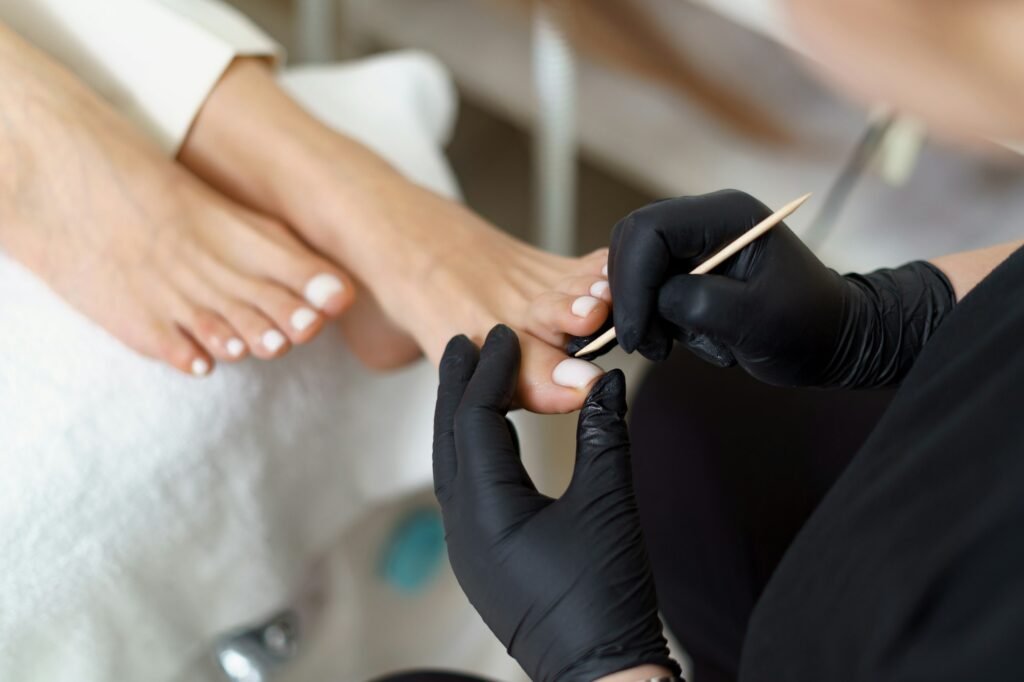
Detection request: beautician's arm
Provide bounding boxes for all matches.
[931,240,1024,301]
[603,191,1022,389]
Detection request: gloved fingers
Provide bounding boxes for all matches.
[454,325,535,491]
[610,190,773,353]
[677,329,737,368]
[609,209,673,354]
[433,334,480,498]
[458,324,521,412]
[566,317,616,361]
[635,319,674,362]
[656,273,752,349]
[568,369,634,497]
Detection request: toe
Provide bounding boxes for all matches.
[151,321,214,377]
[555,274,611,297]
[516,330,605,414]
[188,308,249,361]
[249,218,354,316]
[250,282,325,345]
[527,291,610,346]
[222,301,291,359]
[582,247,610,275]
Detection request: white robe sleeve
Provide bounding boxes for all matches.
[0,0,282,155]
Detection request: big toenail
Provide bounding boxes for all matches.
[291,307,318,332]
[226,338,246,358]
[552,358,604,389]
[191,358,210,376]
[304,273,344,310]
[601,263,608,276]
[590,281,610,299]
[262,329,286,353]
[571,296,600,318]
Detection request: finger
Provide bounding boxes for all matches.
[656,273,751,348]
[610,190,771,353]
[458,324,521,413]
[566,316,616,361]
[454,325,533,490]
[609,208,673,353]
[568,369,633,498]
[433,334,479,498]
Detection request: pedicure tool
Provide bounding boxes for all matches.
[573,192,812,358]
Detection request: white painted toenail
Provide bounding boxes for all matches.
[571,295,600,318]
[304,273,344,310]
[590,280,610,299]
[262,329,286,353]
[601,263,608,276]
[291,307,318,332]
[191,358,210,376]
[226,338,245,358]
[552,358,604,389]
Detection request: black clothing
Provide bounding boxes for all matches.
[631,349,893,681]
[738,244,1024,680]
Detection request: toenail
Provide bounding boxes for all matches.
[226,337,246,358]
[191,358,210,376]
[304,273,344,310]
[262,329,286,353]
[590,280,610,299]
[552,358,604,389]
[601,263,608,276]
[291,307,318,332]
[571,296,600,318]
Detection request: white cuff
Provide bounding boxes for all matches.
[1,0,282,155]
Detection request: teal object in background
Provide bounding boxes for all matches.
[378,507,447,594]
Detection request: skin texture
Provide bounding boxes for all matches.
[784,0,1024,142]
[0,25,352,376]
[178,58,609,413]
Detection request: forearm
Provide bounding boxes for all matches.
[595,664,676,682]
[930,240,1024,302]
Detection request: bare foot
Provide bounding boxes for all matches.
[305,183,610,413]
[0,31,353,376]
[177,58,606,411]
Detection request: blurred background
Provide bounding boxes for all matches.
[229,0,1024,268]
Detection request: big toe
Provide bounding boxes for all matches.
[516,330,604,414]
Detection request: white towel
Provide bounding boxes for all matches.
[0,51,495,682]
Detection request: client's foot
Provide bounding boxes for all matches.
[526,252,612,349]
[0,41,352,376]
[304,181,609,413]
[173,57,605,409]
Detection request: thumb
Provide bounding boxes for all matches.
[568,369,633,497]
[656,273,751,348]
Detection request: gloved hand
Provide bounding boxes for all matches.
[607,189,957,388]
[433,325,680,682]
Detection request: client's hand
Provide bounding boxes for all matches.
[433,325,679,682]
[606,189,956,388]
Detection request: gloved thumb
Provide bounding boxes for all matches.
[657,273,750,350]
[568,369,633,498]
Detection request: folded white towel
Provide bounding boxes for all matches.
[0,51,478,682]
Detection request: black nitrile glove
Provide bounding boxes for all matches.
[433,325,680,682]
[607,189,957,388]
